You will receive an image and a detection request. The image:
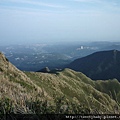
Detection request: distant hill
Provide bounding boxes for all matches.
[1,52,120,115]
[37,67,50,73]
[68,50,120,81]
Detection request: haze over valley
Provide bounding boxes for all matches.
[0,41,120,72]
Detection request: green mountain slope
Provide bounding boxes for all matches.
[0,52,120,114]
[25,69,120,113]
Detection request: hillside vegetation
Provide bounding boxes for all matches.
[0,52,120,114]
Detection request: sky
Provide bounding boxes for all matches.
[0,0,120,45]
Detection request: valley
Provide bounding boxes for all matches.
[0,41,120,72]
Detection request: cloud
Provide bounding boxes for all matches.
[0,0,68,16]
[72,0,101,3]
[71,0,120,13]
[1,0,120,16]
[2,0,66,8]
[0,3,67,17]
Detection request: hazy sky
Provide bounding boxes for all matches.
[0,0,120,45]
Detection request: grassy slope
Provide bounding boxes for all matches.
[0,52,50,113]
[25,69,120,113]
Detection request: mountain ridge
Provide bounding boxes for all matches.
[68,50,120,81]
